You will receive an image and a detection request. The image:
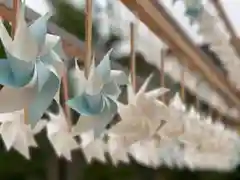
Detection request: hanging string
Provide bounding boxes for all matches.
[130,22,136,92]
[160,49,165,103]
[195,79,200,114]
[84,0,93,78]
[180,65,185,102]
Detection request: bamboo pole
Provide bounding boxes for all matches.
[84,0,93,78]
[62,75,72,129]
[160,49,165,103]
[130,22,136,92]
[180,66,185,102]
[11,0,19,37]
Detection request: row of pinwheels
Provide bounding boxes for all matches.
[172,0,240,90]
[0,2,128,159]
[0,2,239,171]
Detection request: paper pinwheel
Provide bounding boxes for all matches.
[173,0,203,24]
[80,131,107,163]
[177,109,240,170]
[45,107,79,161]
[68,50,128,138]
[0,3,65,126]
[129,140,164,168]
[156,93,186,141]
[108,74,169,147]
[107,135,130,165]
[0,110,45,159]
[177,107,206,148]
[183,146,237,171]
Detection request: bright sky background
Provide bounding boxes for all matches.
[25,0,240,37]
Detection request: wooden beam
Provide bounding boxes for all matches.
[0,3,86,59]
[120,0,240,116]
[0,5,15,22]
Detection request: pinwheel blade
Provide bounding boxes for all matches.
[96,49,112,82]
[67,93,104,116]
[29,12,52,49]
[27,62,60,127]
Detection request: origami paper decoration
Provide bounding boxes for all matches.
[108,74,169,147]
[0,110,45,159]
[80,131,107,163]
[196,7,240,90]
[129,140,164,168]
[0,2,65,126]
[177,107,206,148]
[68,50,128,139]
[45,107,79,161]
[173,0,203,24]
[107,135,130,165]
[183,146,237,171]
[157,93,186,140]
[171,107,240,170]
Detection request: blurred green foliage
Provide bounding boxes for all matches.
[49,0,99,44]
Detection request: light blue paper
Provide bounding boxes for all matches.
[67,49,127,137]
[0,2,64,127]
[27,61,60,126]
[95,49,112,83]
[29,12,51,49]
[93,97,118,138]
[67,49,125,117]
[102,81,121,99]
[0,55,34,87]
[67,93,104,116]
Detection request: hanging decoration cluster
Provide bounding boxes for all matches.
[0,1,239,171]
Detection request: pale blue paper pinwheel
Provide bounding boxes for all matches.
[67,50,128,139]
[172,0,203,24]
[0,3,65,126]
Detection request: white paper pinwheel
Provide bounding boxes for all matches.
[0,110,45,159]
[108,74,169,147]
[177,107,206,148]
[178,109,240,170]
[157,93,186,140]
[129,140,164,168]
[196,8,240,90]
[0,3,65,126]
[45,107,79,161]
[107,135,130,165]
[68,50,128,138]
[80,131,107,163]
[173,0,203,23]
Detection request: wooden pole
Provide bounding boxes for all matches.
[180,66,185,102]
[62,75,72,129]
[160,49,165,103]
[84,0,93,78]
[130,22,136,92]
[12,0,19,37]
